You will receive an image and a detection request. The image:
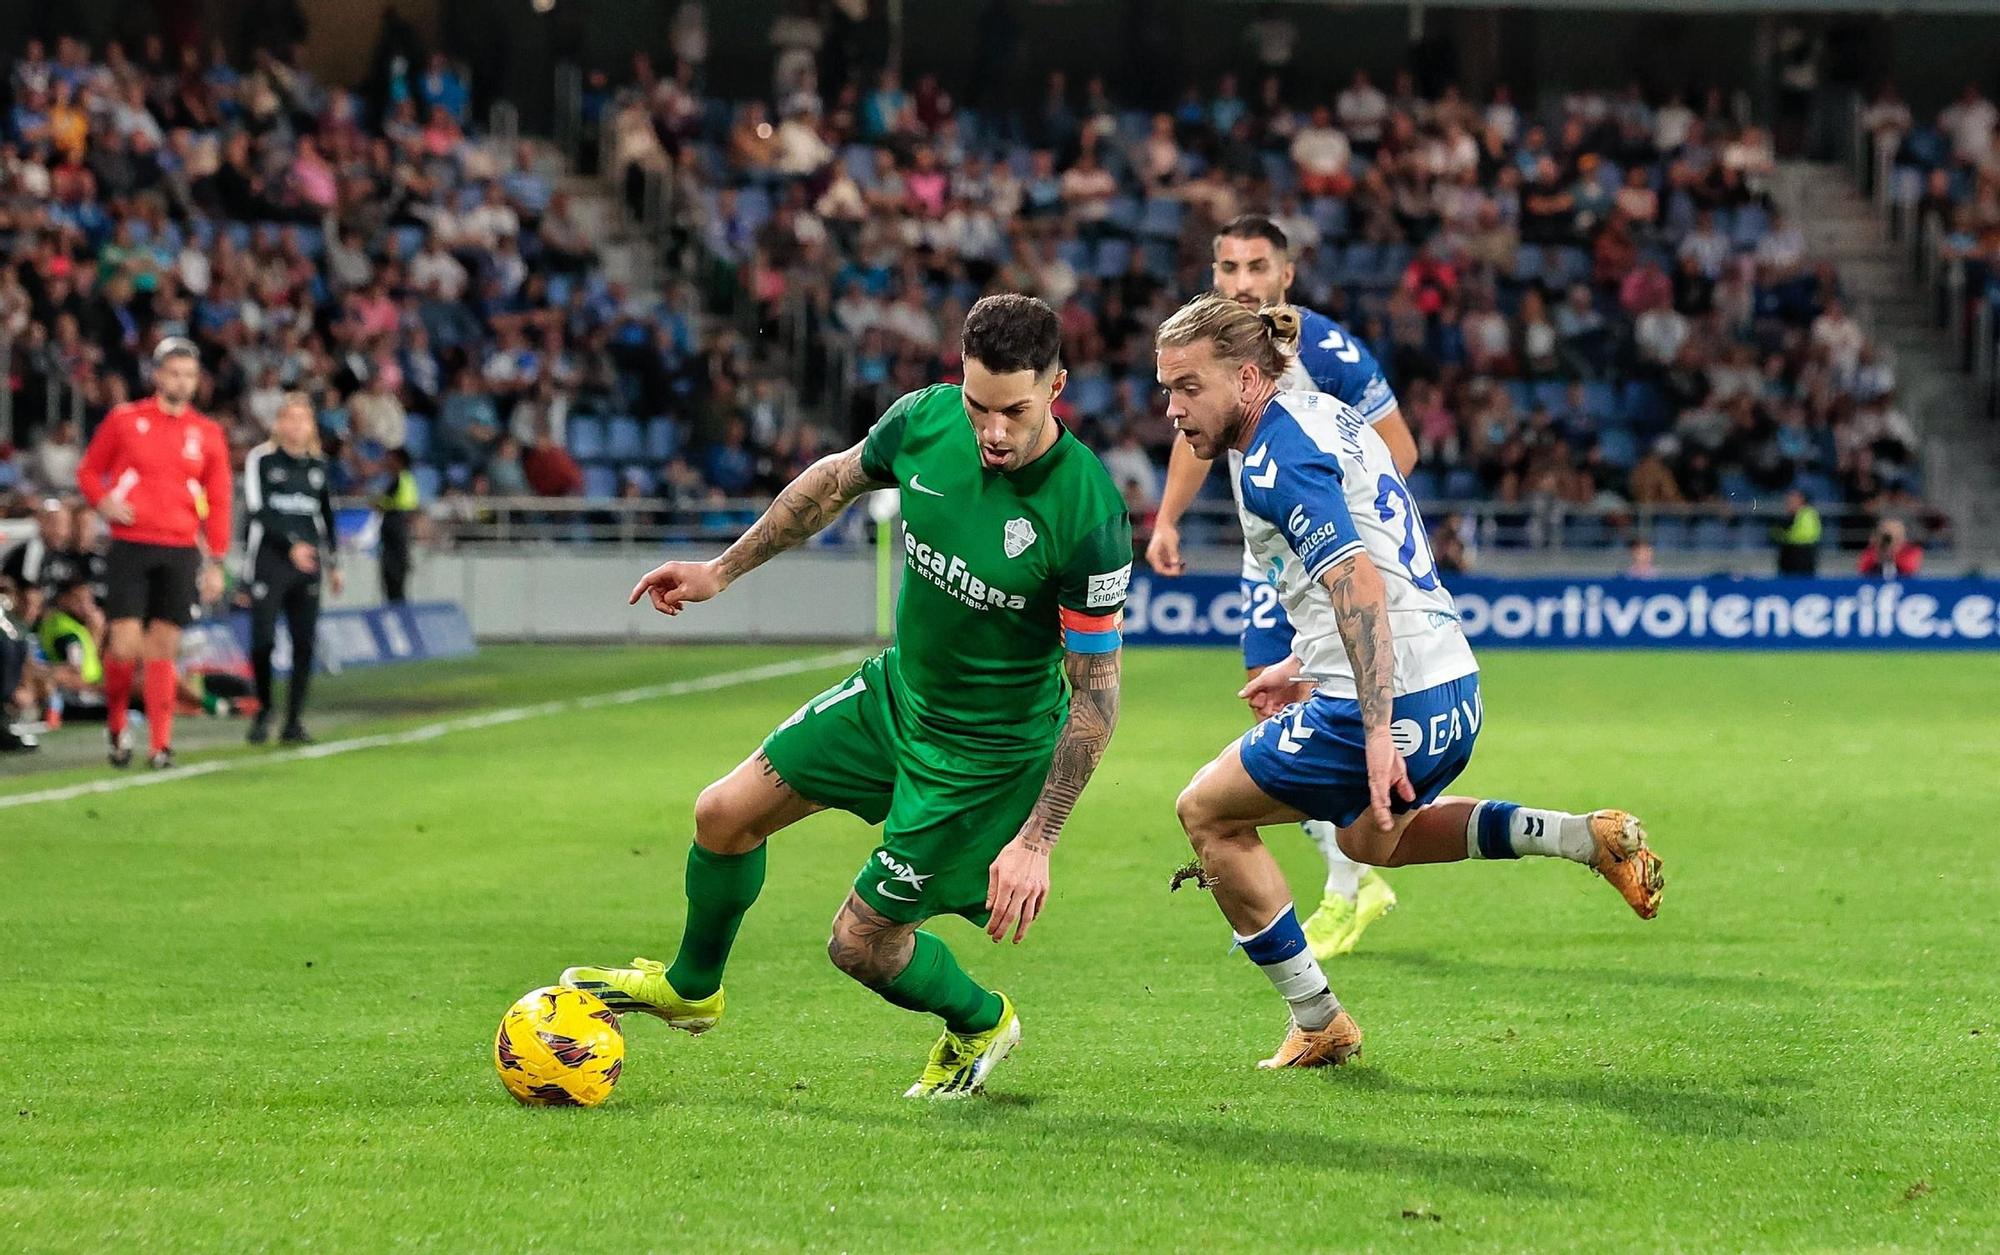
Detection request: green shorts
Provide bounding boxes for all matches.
[760,654,1053,925]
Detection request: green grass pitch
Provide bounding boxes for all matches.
[3,644,1996,1251]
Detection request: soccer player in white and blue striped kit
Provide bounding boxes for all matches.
[1155,294,1665,1070]
[1148,215,1417,962]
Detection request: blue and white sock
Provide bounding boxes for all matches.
[1235,904,1340,1030]
[1302,820,1362,902]
[1465,801,1594,862]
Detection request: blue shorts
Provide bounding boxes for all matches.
[1239,674,1483,828]
[1239,577,1296,671]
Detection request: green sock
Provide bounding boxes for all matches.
[876,931,1004,1035]
[664,843,767,1000]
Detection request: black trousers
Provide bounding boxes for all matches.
[379,513,411,604]
[249,548,323,724]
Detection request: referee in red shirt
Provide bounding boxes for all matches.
[76,338,232,769]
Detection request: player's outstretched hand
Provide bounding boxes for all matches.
[1238,654,1306,720]
[1144,522,1184,577]
[1364,726,1416,834]
[628,559,724,616]
[99,497,136,526]
[986,833,1051,945]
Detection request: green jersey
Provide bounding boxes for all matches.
[860,384,1132,754]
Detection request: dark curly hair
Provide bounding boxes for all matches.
[960,294,1062,377]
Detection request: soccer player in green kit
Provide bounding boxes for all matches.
[563,296,1132,1098]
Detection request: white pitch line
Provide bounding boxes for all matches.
[0,648,869,813]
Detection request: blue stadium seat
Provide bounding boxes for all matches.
[1404,468,1440,501]
[1066,371,1115,417]
[445,463,473,489]
[391,225,425,259]
[1139,197,1183,239]
[1796,471,1836,503]
[1650,517,1692,550]
[1105,197,1141,235]
[1307,197,1348,240]
[1582,381,1619,419]
[1731,204,1769,248]
[1338,242,1378,284]
[1505,381,1535,414]
[582,465,619,498]
[1718,469,1754,502]
[225,222,252,250]
[402,415,432,461]
[621,464,659,494]
[1690,516,1732,551]
[1564,516,1610,549]
[567,416,606,461]
[1597,429,1639,468]
[1443,468,1483,499]
[644,417,683,462]
[1057,237,1091,272]
[606,416,644,461]
[843,145,876,187]
[1620,380,1666,428]
[413,465,442,500]
[1532,380,1570,412]
[1093,237,1132,277]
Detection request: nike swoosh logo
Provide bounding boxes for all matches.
[908,474,945,497]
[877,885,921,901]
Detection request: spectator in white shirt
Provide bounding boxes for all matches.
[1337,70,1388,153]
[1484,84,1519,146]
[1654,94,1696,152]
[1859,84,1913,157]
[1290,106,1351,197]
[1100,424,1161,509]
[1940,85,1999,165]
[1754,211,1806,277]
[462,182,521,250]
[774,109,831,177]
[1677,210,1732,279]
[411,238,469,302]
[1635,305,1690,365]
[1811,298,1867,376]
[31,420,82,491]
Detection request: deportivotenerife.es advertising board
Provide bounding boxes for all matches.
[1124,575,2000,650]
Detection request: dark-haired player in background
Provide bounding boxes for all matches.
[563,295,1132,1100]
[76,337,231,770]
[242,393,343,746]
[1147,215,1418,960]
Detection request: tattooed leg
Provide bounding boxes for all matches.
[831,892,1005,1035]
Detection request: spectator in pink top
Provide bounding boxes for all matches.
[905,147,949,218]
[290,136,337,212]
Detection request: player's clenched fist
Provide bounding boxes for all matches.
[629,559,726,615]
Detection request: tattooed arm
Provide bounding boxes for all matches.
[628,442,886,614]
[984,646,1123,943]
[1322,550,1413,831]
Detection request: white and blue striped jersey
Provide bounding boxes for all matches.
[1235,307,1398,579]
[1230,388,1477,698]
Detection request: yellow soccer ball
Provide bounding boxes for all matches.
[494,986,625,1107]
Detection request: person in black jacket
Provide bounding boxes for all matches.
[242,394,342,745]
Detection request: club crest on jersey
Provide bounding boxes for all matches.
[183,430,203,461]
[308,468,325,490]
[1003,517,1037,559]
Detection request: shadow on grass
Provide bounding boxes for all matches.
[1355,948,1805,997]
[1343,1065,1818,1140]
[698,1088,1572,1199]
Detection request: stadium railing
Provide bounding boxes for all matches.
[368,495,1899,555]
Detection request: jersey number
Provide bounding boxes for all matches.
[1372,474,1440,591]
[1246,581,1282,630]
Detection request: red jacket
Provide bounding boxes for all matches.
[76,398,233,553]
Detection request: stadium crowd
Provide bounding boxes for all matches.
[0,24,1952,559]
